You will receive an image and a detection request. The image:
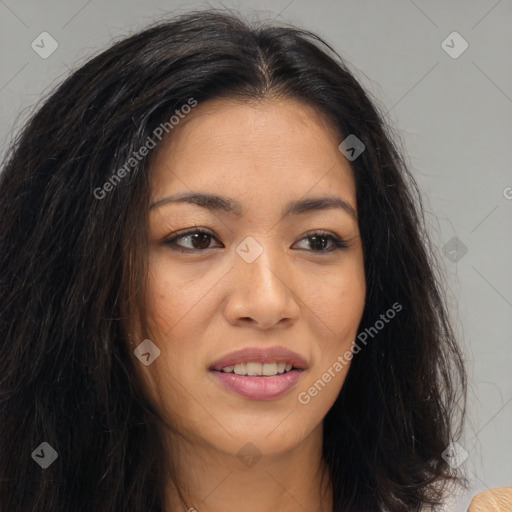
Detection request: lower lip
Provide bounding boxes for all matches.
[211,370,303,400]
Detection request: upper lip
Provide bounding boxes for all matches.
[210,346,308,371]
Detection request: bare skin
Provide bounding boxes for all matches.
[138,96,366,512]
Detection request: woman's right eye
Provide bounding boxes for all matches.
[163,229,223,252]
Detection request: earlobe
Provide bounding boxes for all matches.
[468,487,512,512]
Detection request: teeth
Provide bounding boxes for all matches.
[262,362,278,376]
[233,363,246,375]
[246,362,262,375]
[221,362,295,376]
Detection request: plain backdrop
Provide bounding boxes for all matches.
[1,0,511,504]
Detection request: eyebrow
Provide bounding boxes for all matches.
[150,192,357,222]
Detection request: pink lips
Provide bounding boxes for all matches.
[209,346,307,400]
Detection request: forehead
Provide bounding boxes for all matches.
[149,96,356,202]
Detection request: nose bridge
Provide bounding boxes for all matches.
[236,234,286,287]
[229,234,298,325]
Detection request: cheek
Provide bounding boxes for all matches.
[145,254,212,334]
[306,258,366,345]
[300,260,365,406]
[137,259,207,412]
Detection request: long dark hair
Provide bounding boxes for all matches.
[0,9,466,511]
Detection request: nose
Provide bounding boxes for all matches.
[223,238,300,330]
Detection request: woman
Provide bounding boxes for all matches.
[0,9,468,512]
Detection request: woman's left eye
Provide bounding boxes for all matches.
[293,231,349,252]
[163,229,349,253]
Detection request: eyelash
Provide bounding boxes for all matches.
[162,228,349,254]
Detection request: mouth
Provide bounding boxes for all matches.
[209,347,307,400]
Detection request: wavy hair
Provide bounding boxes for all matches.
[0,9,466,511]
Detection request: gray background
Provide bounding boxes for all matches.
[1,0,511,503]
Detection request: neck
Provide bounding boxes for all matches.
[163,423,333,512]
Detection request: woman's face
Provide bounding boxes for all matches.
[141,97,366,460]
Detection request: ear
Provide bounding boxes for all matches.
[468,488,512,512]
